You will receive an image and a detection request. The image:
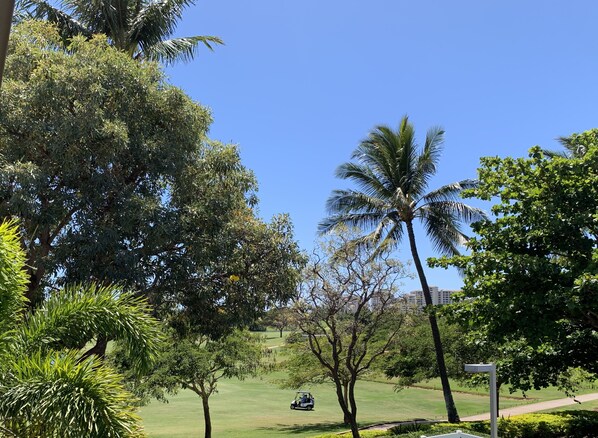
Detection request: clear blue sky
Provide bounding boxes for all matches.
[165,1,598,292]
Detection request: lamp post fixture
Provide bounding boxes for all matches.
[464,363,497,438]
[0,0,16,88]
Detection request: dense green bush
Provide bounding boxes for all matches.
[314,430,391,438]
[391,411,598,438]
[314,411,598,438]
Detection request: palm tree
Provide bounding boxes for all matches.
[19,0,223,64]
[543,130,596,158]
[0,220,162,437]
[319,116,486,423]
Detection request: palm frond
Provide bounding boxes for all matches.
[335,162,393,200]
[417,201,486,255]
[0,351,142,437]
[318,211,390,236]
[411,125,444,197]
[143,35,223,64]
[418,206,465,256]
[542,148,568,159]
[353,126,396,188]
[370,221,404,258]
[130,0,196,46]
[419,200,486,225]
[18,0,91,39]
[19,283,162,373]
[396,118,421,195]
[422,179,479,204]
[324,189,390,216]
[0,220,28,334]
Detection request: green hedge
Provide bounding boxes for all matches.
[391,410,598,438]
[314,430,391,438]
[314,411,598,438]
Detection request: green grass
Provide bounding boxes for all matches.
[139,331,598,437]
[139,375,540,437]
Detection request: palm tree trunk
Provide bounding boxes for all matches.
[406,221,460,423]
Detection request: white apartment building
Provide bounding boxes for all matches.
[400,286,458,311]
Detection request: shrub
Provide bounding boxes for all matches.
[390,411,598,438]
[314,430,391,438]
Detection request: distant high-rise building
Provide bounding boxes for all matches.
[400,286,458,311]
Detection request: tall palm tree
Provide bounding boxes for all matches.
[19,0,223,64]
[0,221,162,437]
[319,116,486,423]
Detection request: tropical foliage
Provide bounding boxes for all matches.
[434,134,598,391]
[0,22,303,339]
[0,220,162,437]
[319,116,485,422]
[18,0,222,63]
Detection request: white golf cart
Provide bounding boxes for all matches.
[290,390,314,410]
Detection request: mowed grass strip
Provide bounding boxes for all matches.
[140,331,596,437]
[140,376,529,437]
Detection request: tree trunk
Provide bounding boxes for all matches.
[347,412,360,438]
[406,221,460,423]
[202,395,212,438]
[332,380,359,436]
[343,382,350,425]
[347,378,360,438]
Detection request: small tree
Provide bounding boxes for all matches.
[293,228,408,438]
[263,306,296,337]
[142,330,263,438]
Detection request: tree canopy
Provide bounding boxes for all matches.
[434,133,598,390]
[0,21,303,337]
[19,0,223,64]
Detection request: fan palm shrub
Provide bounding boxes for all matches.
[0,220,161,437]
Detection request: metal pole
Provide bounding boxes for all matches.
[489,363,497,438]
[0,0,16,88]
[465,363,498,438]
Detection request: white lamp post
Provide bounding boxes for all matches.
[464,363,497,438]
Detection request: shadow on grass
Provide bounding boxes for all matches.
[257,420,346,435]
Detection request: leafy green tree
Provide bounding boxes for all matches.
[433,136,598,391]
[18,0,222,64]
[382,314,471,386]
[319,116,485,422]
[0,22,303,340]
[262,305,296,338]
[543,128,597,158]
[137,330,262,438]
[0,220,162,437]
[293,228,408,438]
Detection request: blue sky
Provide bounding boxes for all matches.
[165,1,598,292]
